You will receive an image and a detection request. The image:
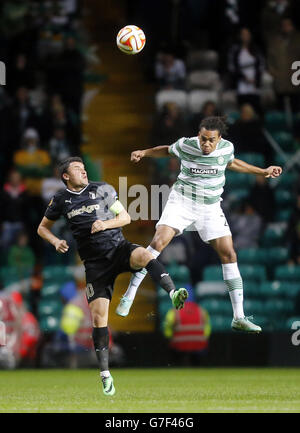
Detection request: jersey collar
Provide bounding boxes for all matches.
[66,184,89,195]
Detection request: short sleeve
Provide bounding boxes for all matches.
[99,183,118,209]
[228,143,235,163]
[44,193,63,221]
[168,137,184,158]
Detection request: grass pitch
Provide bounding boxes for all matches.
[0,368,299,413]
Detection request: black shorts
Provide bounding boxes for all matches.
[84,240,142,303]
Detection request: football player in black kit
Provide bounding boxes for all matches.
[37,157,188,396]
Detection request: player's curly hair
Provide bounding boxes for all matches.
[58,156,84,185]
[199,116,228,136]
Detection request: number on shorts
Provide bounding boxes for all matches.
[86,283,94,299]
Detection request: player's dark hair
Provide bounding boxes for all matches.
[58,156,84,185]
[199,116,228,136]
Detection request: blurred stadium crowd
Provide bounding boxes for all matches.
[1,0,300,368]
[0,0,104,368]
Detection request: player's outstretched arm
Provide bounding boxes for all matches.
[227,158,282,178]
[131,145,170,163]
[37,216,69,253]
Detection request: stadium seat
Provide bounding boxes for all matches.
[238,264,267,282]
[186,50,219,71]
[237,248,268,265]
[274,265,300,282]
[274,153,293,167]
[266,247,290,266]
[260,281,300,299]
[201,298,232,315]
[153,157,169,172]
[225,110,239,124]
[271,131,295,152]
[274,189,294,206]
[38,299,63,318]
[157,287,169,300]
[226,188,250,203]
[187,90,219,113]
[42,266,74,283]
[236,152,265,167]
[195,281,226,298]
[155,90,188,111]
[210,315,232,332]
[39,315,61,333]
[243,299,264,316]
[202,265,223,281]
[285,283,300,298]
[274,208,293,222]
[186,70,221,90]
[260,281,286,298]
[0,266,33,286]
[264,299,294,316]
[260,223,287,247]
[40,283,61,299]
[264,111,289,132]
[166,263,191,284]
[226,171,255,189]
[275,171,297,189]
[244,281,261,298]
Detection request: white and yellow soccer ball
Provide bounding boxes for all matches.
[116,25,146,55]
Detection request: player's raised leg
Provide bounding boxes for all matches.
[209,235,261,333]
[116,225,177,316]
[89,297,115,396]
[129,246,188,310]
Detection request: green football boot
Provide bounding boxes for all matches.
[171,288,188,310]
[102,374,115,396]
[116,296,133,317]
[231,316,262,334]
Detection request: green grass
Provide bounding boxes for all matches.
[0,368,300,413]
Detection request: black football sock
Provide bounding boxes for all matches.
[145,259,176,294]
[92,327,109,373]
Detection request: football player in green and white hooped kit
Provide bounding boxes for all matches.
[116,116,283,333]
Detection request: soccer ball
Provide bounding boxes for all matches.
[116,25,146,55]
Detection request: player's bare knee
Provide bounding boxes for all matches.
[132,248,152,268]
[221,249,237,263]
[150,236,167,252]
[91,311,107,328]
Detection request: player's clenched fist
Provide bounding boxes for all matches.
[55,239,69,253]
[131,150,145,163]
[264,166,282,178]
[91,220,106,233]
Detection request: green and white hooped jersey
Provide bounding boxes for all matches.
[168,136,235,205]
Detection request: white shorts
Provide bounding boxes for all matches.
[156,189,231,243]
